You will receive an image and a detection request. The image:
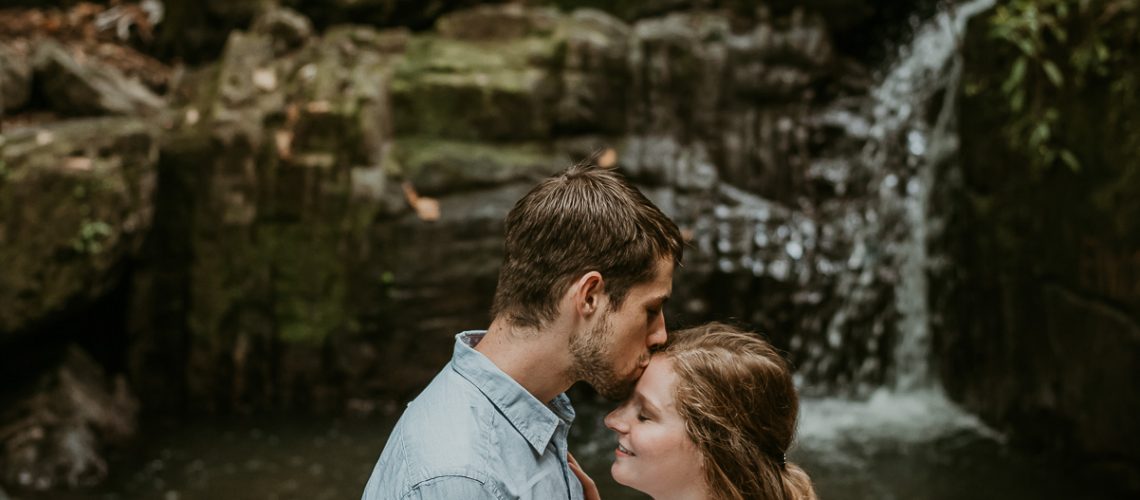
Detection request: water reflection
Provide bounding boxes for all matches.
[13,394,1122,500]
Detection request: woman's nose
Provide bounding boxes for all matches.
[604,406,627,433]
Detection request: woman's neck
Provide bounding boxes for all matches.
[652,481,711,500]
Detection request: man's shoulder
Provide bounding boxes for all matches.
[380,366,501,466]
[364,367,505,498]
[398,362,496,437]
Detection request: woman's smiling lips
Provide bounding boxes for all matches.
[616,442,636,457]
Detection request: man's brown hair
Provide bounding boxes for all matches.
[491,161,683,329]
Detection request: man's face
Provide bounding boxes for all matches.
[570,258,673,400]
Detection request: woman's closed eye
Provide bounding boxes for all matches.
[636,405,656,422]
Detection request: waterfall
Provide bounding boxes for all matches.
[873,0,998,392]
[795,0,1002,452]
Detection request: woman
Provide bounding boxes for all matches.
[569,323,817,500]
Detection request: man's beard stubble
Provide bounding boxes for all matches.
[569,312,638,401]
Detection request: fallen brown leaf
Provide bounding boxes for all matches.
[402,181,441,221]
[597,147,617,168]
[306,101,331,114]
[63,156,93,171]
[275,130,293,159]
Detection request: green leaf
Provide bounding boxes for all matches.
[1004,57,1028,94]
[1015,38,1036,56]
[1059,150,1081,171]
[1095,42,1109,62]
[1043,60,1064,86]
[1030,121,1051,147]
[1051,25,1068,43]
[1011,88,1026,112]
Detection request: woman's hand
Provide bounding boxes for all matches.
[567,452,600,500]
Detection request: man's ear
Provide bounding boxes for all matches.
[572,271,605,317]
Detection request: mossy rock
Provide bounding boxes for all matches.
[389,35,560,140]
[0,117,158,337]
[394,137,566,194]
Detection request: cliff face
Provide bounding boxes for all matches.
[5,0,1138,493]
[936,4,1140,488]
[3,1,910,412]
[5,3,882,488]
[123,3,865,414]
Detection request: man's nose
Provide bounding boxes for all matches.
[647,313,667,348]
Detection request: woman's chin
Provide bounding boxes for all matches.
[610,463,629,486]
[610,463,638,492]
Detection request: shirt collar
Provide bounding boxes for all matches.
[450,331,575,454]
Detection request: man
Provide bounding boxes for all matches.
[362,162,684,499]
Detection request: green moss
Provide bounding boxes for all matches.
[389,35,557,140]
[70,219,113,255]
[396,35,559,77]
[394,137,564,193]
[258,224,347,345]
[397,136,556,172]
[984,0,1140,175]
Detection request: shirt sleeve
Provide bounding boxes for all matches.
[401,475,503,500]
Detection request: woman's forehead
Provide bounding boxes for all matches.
[636,357,677,409]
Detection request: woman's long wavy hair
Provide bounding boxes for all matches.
[662,323,817,500]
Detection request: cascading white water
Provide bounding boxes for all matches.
[877,0,998,392]
[696,0,999,398]
[798,0,1000,452]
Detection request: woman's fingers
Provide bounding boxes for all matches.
[567,452,601,500]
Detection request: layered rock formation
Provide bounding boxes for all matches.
[3,0,1137,494]
[936,6,1140,490]
[0,1,958,488]
[118,3,898,418]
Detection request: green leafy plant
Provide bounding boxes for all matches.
[71,219,113,255]
[986,0,1139,173]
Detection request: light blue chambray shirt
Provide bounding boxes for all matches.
[362,331,585,500]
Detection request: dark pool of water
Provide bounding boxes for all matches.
[9,393,1131,500]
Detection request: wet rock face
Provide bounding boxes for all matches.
[32,40,164,117]
[7,2,938,418]
[0,117,158,337]
[0,346,137,492]
[127,9,409,414]
[283,0,494,30]
[0,42,32,114]
[117,3,909,415]
[936,10,1140,488]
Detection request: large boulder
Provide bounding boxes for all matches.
[0,117,159,337]
[0,41,32,115]
[0,346,137,492]
[32,40,164,117]
[128,13,409,414]
[388,9,563,141]
[283,0,493,29]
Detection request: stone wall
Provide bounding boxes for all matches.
[3,1,947,416]
[936,9,1140,490]
[117,3,893,417]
